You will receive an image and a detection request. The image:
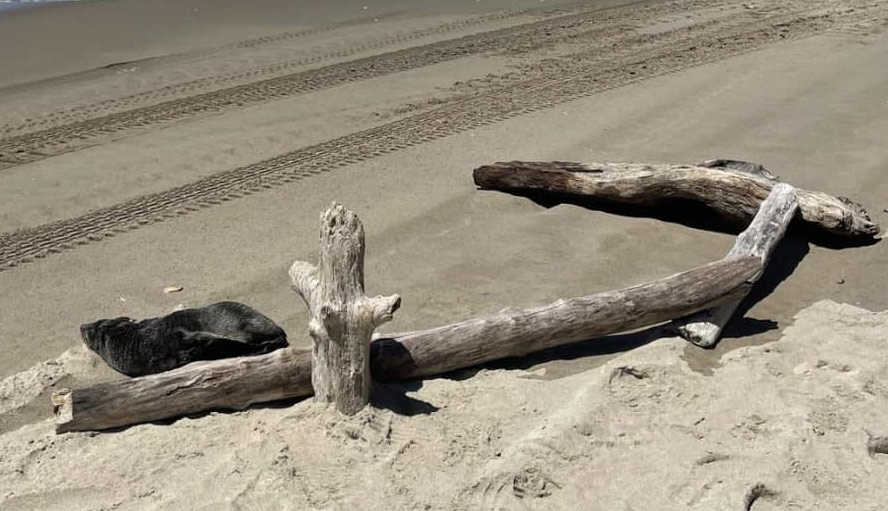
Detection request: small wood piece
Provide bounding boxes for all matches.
[472,161,879,238]
[54,256,759,432]
[671,183,799,347]
[289,203,401,415]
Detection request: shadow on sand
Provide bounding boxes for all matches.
[518,190,880,249]
[371,380,439,416]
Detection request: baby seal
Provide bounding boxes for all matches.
[80,301,288,377]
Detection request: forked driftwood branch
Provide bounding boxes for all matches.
[472,160,879,238]
[53,256,759,432]
[671,183,799,347]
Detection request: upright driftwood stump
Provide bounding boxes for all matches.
[289,203,401,415]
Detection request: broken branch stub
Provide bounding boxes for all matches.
[289,203,400,415]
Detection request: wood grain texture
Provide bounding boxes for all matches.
[671,183,799,347]
[289,203,400,415]
[370,257,759,380]
[54,347,313,433]
[55,256,759,432]
[472,161,879,238]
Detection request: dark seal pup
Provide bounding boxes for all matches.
[80,301,288,377]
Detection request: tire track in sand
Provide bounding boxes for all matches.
[0,9,538,139]
[0,0,701,168]
[0,3,880,271]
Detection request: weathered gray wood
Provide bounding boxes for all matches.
[369,257,758,380]
[472,161,879,239]
[289,203,401,415]
[54,256,759,432]
[697,159,778,180]
[671,183,799,347]
[53,348,313,433]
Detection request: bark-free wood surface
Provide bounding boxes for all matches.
[672,183,799,347]
[289,203,401,415]
[472,161,879,238]
[54,348,313,433]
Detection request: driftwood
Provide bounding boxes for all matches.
[671,183,799,347]
[53,348,313,433]
[472,161,879,239]
[289,203,401,415]
[54,256,759,432]
[369,259,757,380]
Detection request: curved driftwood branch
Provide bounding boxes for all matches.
[472,161,879,238]
[289,203,401,415]
[671,183,799,347]
[54,256,758,432]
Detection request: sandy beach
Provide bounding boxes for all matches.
[1,0,887,508]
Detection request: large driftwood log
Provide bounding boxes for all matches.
[54,348,313,433]
[289,203,401,415]
[369,257,756,380]
[54,256,759,432]
[671,183,799,347]
[472,161,879,239]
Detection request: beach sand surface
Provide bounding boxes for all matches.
[0,0,887,507]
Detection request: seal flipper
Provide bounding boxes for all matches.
[248,335,289,355]
[178,330,269,361]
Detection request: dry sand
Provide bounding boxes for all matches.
[1,0,887,508]
[3,302,888,510]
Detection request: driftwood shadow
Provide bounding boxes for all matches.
[719,229,810,339]
[522,191,739,235]
[437,324,667,382]
[514,190,880,249]
[795,221,881,249]
[371,380,439,416]
[91,384,437,433]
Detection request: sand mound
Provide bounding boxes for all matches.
[2,300,887,510]
[0,347,110,434]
